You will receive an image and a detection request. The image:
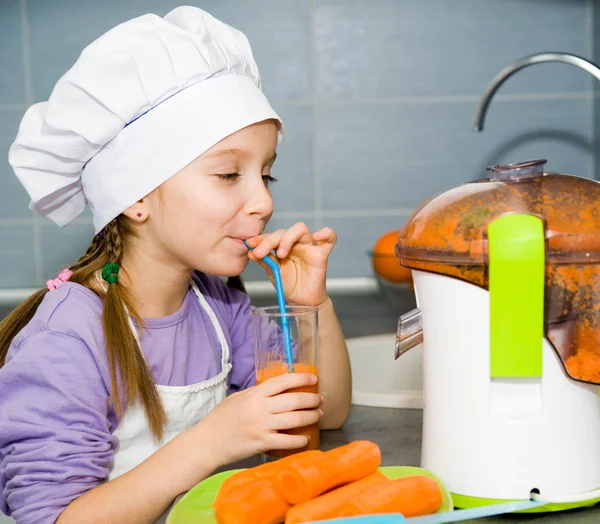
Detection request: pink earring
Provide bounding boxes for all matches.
[137,213,142,218]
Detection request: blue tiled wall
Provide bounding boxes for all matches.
[0,0,596,291]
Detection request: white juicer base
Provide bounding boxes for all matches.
[414,270,600,501]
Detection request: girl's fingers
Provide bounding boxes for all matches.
[311,227,337,257]
[275,223,313,259]
[268,409,324,431]
[312,227,337,244]
[256,373,318,397]
[247,222,316,260]
[264,432,311,451]
[249,229,286,259]
[268,392,323,414]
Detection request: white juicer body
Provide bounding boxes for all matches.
[414,270,600,501]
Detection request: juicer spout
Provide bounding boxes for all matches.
[396,307,423,359]
[473,52,600,132]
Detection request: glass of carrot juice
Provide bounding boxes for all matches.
[252,305,319,462]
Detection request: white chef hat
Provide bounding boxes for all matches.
[8,6,283,233]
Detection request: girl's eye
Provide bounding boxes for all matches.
[217,173,241,182]
[216,173,278,186]
[263,175,278,187]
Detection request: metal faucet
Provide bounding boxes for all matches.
[472,52,600,132]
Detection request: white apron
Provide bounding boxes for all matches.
[107,280,232,523]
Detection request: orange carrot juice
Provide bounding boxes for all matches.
[256,362,320,459]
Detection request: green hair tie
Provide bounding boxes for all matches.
[101,263,119,284]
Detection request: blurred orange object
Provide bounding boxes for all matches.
[371,230,413,284]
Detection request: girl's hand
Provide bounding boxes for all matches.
[245,222,337,306]
[196,372,324,467]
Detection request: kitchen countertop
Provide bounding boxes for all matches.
[220,406,600,523]
[317,406,600,523]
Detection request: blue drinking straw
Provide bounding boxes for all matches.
[244,241,294,372]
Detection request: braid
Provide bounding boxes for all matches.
[105,218,124,264]
[69,231,105,274]
[101,216,166,439]
[1,214,166,440]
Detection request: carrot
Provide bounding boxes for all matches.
[338,475,443,518]
[215,450,322,504]
[214,479,290,524]
[277,440,381,504]
[285,471,389,524]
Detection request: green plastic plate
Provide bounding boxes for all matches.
[166,465,453,524]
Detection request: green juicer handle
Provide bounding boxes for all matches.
[488,213,545,378]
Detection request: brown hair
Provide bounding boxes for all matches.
[0,216,248,440]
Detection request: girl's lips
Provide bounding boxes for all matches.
[231,237,256,249]
[232,234,260,242]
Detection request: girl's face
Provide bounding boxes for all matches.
[141,119,279,276]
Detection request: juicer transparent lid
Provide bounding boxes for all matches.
[396,159,600,284]
[395,159,600,386]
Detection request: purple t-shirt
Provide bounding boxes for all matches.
[0,272,257,523]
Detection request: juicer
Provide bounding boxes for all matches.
[395,159,600,512]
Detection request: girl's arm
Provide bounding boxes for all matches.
[0,330,322,524]
[57,372,323,524]
[314,297,351,430]
[57,426,219,524]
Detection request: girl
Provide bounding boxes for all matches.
[0,6,351,524]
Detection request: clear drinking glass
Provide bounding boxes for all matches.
[252,305,319,461]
